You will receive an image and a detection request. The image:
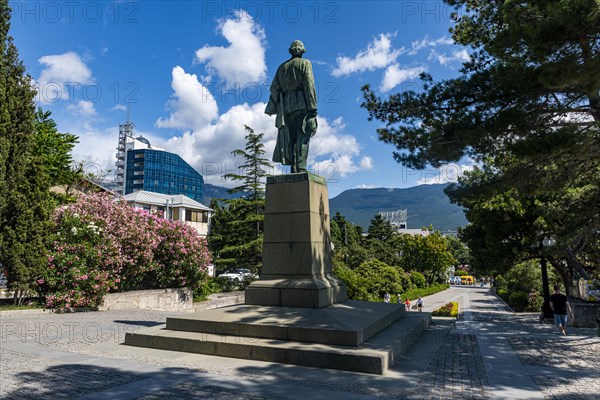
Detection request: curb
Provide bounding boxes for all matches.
[489,288,516,314]
[0,308,52,316]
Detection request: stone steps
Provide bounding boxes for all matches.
[165,301,406,347]
[124,310,430,375]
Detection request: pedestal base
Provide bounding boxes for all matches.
[245,172,347,308]
[245,274,347,308]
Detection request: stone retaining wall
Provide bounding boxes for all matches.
[100,288,193,312]
[193,291,244,311]
[571,301,600,328]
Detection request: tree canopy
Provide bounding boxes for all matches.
[208,126,272,274]
[361,0,600,284]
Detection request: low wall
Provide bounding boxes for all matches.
[193,291,244,311]
[100,288,193,312]
[571,301,600,328]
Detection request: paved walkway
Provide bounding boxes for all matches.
[0,286,598,399]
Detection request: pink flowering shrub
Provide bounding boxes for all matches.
[39,192,211,311]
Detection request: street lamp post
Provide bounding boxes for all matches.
[165,198,172,220]
[540,236,556,320]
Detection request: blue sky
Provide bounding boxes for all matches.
[9,0,475,197]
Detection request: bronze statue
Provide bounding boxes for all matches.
[265,40,318,173]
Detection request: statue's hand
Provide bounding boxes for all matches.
[307,109,317,118]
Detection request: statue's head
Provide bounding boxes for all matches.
[289,40,306,57]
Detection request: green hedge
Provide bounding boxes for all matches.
[432,301,459,317]
[401,283,449,301]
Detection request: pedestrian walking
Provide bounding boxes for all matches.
[549,284,574,335]
[404,297,411,311]
[416,296,423,312]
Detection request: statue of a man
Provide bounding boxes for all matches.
[265,40,318,173]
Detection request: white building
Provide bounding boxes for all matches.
[122,190,213,237]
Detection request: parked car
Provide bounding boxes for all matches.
[218,268,254,282]
[449,276,462,285]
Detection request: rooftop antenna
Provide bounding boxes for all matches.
[115,106,135,194]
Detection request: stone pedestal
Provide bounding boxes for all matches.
[244,172,347,308]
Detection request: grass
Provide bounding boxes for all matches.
[0,303,45,311]
[0,297,45,311]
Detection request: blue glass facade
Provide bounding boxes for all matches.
[124,149,204,203]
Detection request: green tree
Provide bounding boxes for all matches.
[209,126,272,274]
[361,0,600,171]
[334,259,410,302]
[361,0,600,285]
[394,232,457,284]
[32,108,80,188]
[367,213,395,242]
[330,212,369,268]
[0,1,53,303]
[445,234,470,266]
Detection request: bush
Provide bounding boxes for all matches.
[193,277,223,302]
[497,288,509,302]
[432,301,459,317]
[527,290,543,312]
[409,271,426,288]
[508,291,529,311]
[401,283,449,300]
[39,193,211,311]
[334,260,413,302]
[454,269,469,276]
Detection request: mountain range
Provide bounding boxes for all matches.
[204,182,468,232]
[328,184,467,232]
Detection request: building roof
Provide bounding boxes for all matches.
[122,190,213,212]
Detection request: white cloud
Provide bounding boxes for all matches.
[430,49,470,66]
[332,33,404,77]
[156,66,219,131]
[110,104,127,112]
[161,100,370,184]
[380,65,425,92]
[356,184,378,189]
[359,156,374,170]
[410,36,454,55]
[195,10,267,87]
[162,102,277,186]
[308,117,373,177]
[37,52,93,103]
[67,100,96,117]
[417,163,475,185]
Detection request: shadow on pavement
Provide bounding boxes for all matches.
[113,320,164,327]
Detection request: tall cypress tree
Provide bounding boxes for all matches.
[209,126,272,274]
[0,0,53,303]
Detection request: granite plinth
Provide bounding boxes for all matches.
[165,300,404,346]
[245,172,347,308]
[124,302,430,374]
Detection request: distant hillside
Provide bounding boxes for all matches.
[202,183,240,204]
[329,184,467,232]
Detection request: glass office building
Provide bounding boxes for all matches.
[124,149,204,203]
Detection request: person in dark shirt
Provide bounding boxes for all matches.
[549,285,573,335]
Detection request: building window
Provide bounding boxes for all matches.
[134,153,145,158]
[185,210,208,223]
